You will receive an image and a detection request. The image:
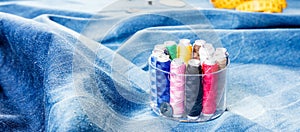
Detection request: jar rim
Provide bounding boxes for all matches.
[148,57,230,76]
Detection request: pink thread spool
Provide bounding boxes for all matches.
[170,58,186,117]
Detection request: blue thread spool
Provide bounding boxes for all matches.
[156,54,171,108]
[149,51,164,111]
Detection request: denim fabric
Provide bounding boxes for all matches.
[0,0,299,131]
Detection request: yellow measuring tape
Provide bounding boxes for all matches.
[210,0,287,13]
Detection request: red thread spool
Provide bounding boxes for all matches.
[202,58,219,116]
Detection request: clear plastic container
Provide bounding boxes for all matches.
[149,57,229,122]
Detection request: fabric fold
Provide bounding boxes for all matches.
[0,0,299,131]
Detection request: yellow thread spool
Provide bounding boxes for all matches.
[177,45,192,64]
[177,39,192,64]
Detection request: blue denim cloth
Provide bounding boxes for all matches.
[0,0,299,131]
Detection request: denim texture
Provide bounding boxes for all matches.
[0,0,299,131]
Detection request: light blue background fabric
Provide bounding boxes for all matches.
[0,0,299,131]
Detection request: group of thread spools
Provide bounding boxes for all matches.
[149,39,229,121]
[210,0,287,13]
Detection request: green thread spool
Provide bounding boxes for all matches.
[164,41,177,60]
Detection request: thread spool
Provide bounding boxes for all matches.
[192,40,206,60]
[154,44,169,56]
[213,48,229,113]
[214,48,228,70]
[199,43,215,64]
[202,58,219,116]
[149,50,165,109]
[177,39,192,64]
[156,54,171,108]
[169,58,186,117]
[164,41,177,60]
[185,59,203,120]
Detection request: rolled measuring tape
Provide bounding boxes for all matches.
[236,0,287,13]
[210,0,246,9]
[210,0,287,13]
